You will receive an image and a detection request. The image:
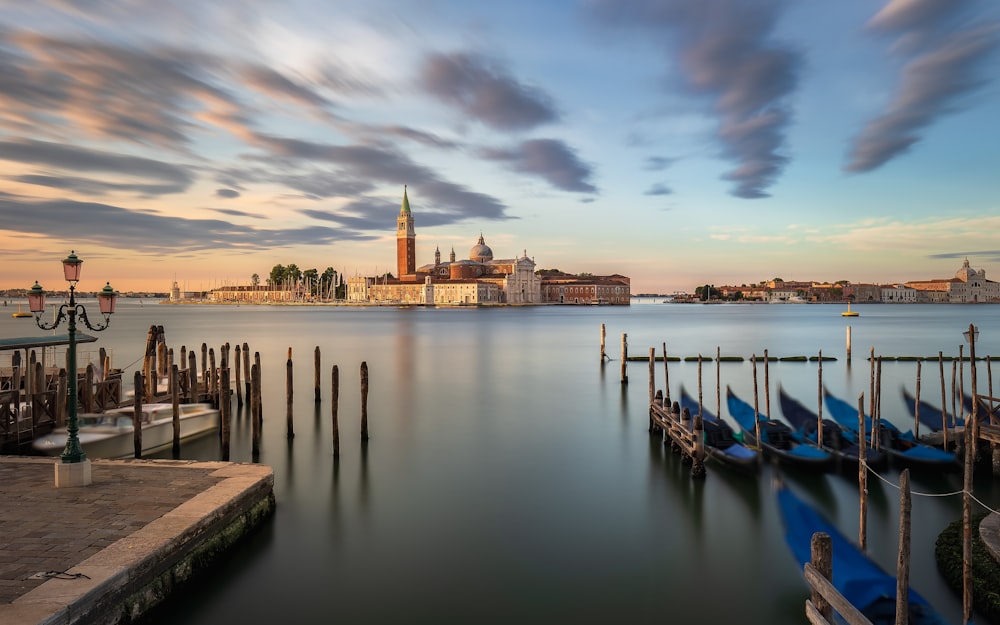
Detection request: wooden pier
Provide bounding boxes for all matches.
[648,390,705,478]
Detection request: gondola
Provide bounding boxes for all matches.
[726,386,835,472]
[823,389,957,471]
[776,481,950,625]
[678,386,761,474]
[777,386,888,472]
[900,386,964,432]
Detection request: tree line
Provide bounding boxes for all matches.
[258,264,344,299]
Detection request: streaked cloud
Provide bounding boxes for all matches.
[589,0,800,199]
[419,52,559,131]
[644,183,672,196]
[0,192,370,254]
[846,0,1000,172]
[480,139,596,193]
[215,188,240,199]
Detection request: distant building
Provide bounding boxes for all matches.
[880,284,916,303]
[905,258,1000,303]
[845,283,881,302]
[350,188,629,305]
[539,272,631,304]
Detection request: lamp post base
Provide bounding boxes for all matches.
[54,459,92,488]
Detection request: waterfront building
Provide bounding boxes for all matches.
[880,284,917,303]
[905,258,1000,303]
[539,272,631,305]
[352,188,629,305]
[845,283,882,302]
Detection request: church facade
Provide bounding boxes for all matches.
[349,188,541,305]
[347,189,629,305]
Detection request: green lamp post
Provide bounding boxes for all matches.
[28,251,118,464]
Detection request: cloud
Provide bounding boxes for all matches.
[589,0,800,199]
[209,207,262,218]
[215,188,240,199]
[248,132,513,221]
[419,52,559,131]
[644,183,672,196]
[0,138,193,193]
[928,250,1000,262]
[644,156,676,171]
[13,174,184,197]
[480,139,597,193]
[846,0,1000,172]
[0,191,368,253]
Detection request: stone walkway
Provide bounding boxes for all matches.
[0,456,273,625]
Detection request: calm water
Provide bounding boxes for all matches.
[2,301,999,624]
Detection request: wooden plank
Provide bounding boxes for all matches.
[804,564,874,625]
[805,601,833,625]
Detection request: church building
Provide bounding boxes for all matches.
[348,188,542,305]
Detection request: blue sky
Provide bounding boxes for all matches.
[0,0,998,293]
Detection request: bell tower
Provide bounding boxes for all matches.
[397,186,416,280]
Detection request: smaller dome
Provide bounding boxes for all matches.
[469,234,493,262]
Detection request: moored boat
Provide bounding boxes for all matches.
[823,389,957,471]
[776,481,950,625]
[726,387,835,472]
[778,386,888,472]
[678,386,761,474]
[32,402,219,458]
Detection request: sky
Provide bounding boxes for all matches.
[0,0,998,295]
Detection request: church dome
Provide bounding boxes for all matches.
[469,234,493,262]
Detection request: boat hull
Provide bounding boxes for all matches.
[32,403,219,458]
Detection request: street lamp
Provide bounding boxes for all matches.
[28,251,117,482]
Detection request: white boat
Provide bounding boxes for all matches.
[32,402,219,458]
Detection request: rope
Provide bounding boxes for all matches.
[865,464,1000,515]
[33,570,90,580]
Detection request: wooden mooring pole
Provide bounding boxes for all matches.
[360,361,369,442]
[220,366,231,462]
[810,532,833,623]
[620,333,628,385]
[286,348,294,439]
[133,371,143,459]
[600,324,607,364]
[234,344,243,407]
[314,346,321,403]
[243,342,251,402]
[251,362,261,457]
[171,364,180,457]
[648,347,655,405]
[846,325,852,363]
[939,352,949,450]
[858,393,868,552]
[331,364,340,458]
[896,468,911,625]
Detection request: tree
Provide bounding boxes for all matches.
[303,268,319,295]
[269,264,287,286]
[251,273,260,287]
[286,264,302,283]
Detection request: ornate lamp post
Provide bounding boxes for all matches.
[28,251,117,485]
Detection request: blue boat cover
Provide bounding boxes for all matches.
[777,484,950,625]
